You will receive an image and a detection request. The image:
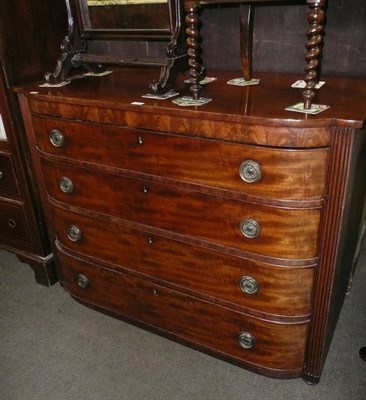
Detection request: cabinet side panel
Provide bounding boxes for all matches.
[325,128,366,349]
[303,126,366,382]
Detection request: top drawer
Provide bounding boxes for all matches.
[0,152,21,196]
[33,115,328,201]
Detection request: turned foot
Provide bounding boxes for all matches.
[360,347,366,361]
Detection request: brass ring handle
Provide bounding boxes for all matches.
[237,332,255,349]
[60,176,74,194]
[240,219,261,239]
[239,160,262,183]
[67,225,82,242]
[8,218,16,229]
[239,276,259,295]
[49,129,65,147]
[76,274,90,289]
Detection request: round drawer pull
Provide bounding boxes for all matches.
[67,225,82,242]
[237,332,255,349]
[49,129,65,147]
[240,219,261,239]
[76,274,90,289]
[239,160,262,183]
[142,185,149,193]
[239,276,259,295]
[8,218,16,229]
[60,176,74,194]
[0,171,3,179]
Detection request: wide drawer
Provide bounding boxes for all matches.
[33,115,328,201]
[0,152,21,196]
[52,205,314,317]
[42,159,321,259]
[0,198,30,242]
[59,248,308,375]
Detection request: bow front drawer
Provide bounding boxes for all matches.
[33,115,328,201]
[60,248,308,375]
[52,205,314,317]
[42,158,321,259]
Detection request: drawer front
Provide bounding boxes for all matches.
[0,199,30,242]
[0,153,21,196]
[34,115,328,200]
[52,206,313,317]
[43,159,321,259]
[60,249,308,374]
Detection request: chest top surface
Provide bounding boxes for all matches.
[18,68,366,131]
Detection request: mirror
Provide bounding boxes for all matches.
[45,0,188,93]
[84,0,171,33]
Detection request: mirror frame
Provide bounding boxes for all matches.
[77,0,174,40]
[45,0,188,93]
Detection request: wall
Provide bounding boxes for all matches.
[200,0,366,77]
[16,0,362,79]
[0,0,67,85]
[88,0,366,78]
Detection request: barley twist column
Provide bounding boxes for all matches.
[303,0,326,109]
[185,1,203,100]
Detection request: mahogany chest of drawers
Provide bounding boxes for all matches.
[17,68,366,382]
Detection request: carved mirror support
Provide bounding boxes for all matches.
[45,0,188,93]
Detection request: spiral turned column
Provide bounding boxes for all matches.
[185,2,203,100]
[303,0,326,109]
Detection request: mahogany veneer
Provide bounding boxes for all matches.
[17,68,366,382]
